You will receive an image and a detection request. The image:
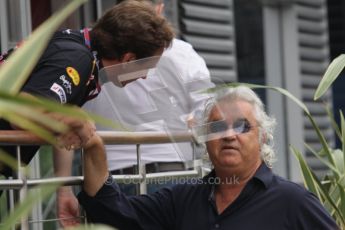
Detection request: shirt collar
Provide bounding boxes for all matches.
[204,162,273,192]
[252,163,273,189]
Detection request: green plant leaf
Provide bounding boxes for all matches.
[314,54,345,100]
[324,181,337,215]
[0,91,89,119]
[0,91,124,145]
[0,111,58,144]
[0,90,123,130]
[322,174,332,192]
[325,105,342,141]
[333,149,345,175]
[341,111,345,169]
[0,149,30,175]
[0,0,88,94]
[305,144,340,177]
[306,113,336,167]
[0,100,68,133]
[337,182,345,221]
[311,171,345,226]
[1,184,60,230]
[291,146,319,197]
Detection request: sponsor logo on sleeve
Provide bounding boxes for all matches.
[63,29,71,34]
[50,83,67,103]
[59,75,72,94]
[66,67,80,86]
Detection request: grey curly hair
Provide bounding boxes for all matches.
[203,86,276,168]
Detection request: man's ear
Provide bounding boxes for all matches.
[155,3,165,15]
[121,52,136,63]
[262,133,267,145]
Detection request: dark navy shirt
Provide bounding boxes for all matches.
[78,164,338,230]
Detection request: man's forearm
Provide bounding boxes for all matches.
[53,148,74,177]
[82,134,109,197]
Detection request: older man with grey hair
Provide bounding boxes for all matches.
[75,86,337,229]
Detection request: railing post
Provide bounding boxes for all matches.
[29,155,43,230]
[80,148,87,225]
[17,146,29,230]
[136,144,147,194]
[7,176,16,230]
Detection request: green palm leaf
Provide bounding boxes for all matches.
[291,146,319,196]
[0,184,60,230]
[314,54,345,100]
[312,171,345,226]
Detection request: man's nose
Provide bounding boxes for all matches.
[221,128,237,139]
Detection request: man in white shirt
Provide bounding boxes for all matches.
[84,0,214,183]
[84,38,213,177]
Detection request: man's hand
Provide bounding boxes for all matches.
[57,187,80,227]
[54,115,96,150]
[53,113,108,198]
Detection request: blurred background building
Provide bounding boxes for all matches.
[0,0,343,182]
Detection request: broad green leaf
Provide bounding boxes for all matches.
[0,91,89,119]
[0,93,125,148]
[311,171,345,226]
[333,149,345,174]
[291,146,319,197]
[323,175,345,217]
[314,54,345,100]
[0,90,124,132]
[0,91,124,145]
[0,101,68,133]
[0,90,122,129]
[1,184,60,230]
[324,181,337,215]
[0,111,58,144]
[0,0,87,94]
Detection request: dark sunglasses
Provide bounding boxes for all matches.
[207,118,253,135]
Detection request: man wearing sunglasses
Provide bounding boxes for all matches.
[74,86,337,229]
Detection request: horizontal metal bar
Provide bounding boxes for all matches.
[0,216,86,227]
[0,170,199,190]
[145,170,198,179]
[99,131,194,144]
[0,131,194,145]
[28,216,84,224]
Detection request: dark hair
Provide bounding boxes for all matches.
[90,1,174,59]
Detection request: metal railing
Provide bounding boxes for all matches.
[0,130,208,229]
